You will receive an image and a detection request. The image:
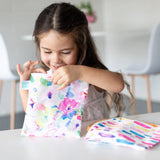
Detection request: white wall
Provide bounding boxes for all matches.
[0,0,160,116]
[103,0,160,102]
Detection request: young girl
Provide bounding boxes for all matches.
[17,2,125,122]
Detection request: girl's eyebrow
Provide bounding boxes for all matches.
[41,47,52,50]
[41,47,73,51]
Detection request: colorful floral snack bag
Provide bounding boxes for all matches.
[21,73,88,138]
[85,118,160,150]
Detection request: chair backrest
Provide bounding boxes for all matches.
[145,23,160,74]
[0,34,11,75]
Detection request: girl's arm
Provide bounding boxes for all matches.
[79,66,124,93]
[17,60,46,111]
[52,65,124,92]
[19,82,29,112]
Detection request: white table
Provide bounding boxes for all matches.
[0,112,160,160]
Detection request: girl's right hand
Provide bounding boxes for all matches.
[16,60,47,81]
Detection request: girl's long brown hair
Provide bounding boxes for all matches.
[33,2,133,117]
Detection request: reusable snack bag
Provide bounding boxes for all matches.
[21,72,88,138]
[85,117,160,150]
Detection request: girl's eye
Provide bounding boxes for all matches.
[61,51,71,54]
[44,51,52,54]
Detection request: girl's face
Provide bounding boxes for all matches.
[39,30,78,71]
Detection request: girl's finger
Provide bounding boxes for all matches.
[16,64,23,76]
[33,67,47,74]
[58,82,68,90]
[29,60,40,70]
[52,72,62,84]
[57,77,65,85]
[23,60,31,70]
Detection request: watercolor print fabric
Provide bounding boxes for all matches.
[85,118,160,150]
[21,73,88,138]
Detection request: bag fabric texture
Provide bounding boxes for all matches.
[85,117,160,150]
[21,73,88,138]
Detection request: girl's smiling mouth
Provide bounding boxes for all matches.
[51,64,65,71]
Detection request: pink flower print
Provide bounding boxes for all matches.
[30,99,35,108]
[35,103,46,111]
[58,97,79,121]
[58,97,78,114]
[77,115,81,120]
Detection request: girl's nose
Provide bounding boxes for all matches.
[51,52,61,63]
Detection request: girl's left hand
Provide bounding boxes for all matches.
[51,65,81,90]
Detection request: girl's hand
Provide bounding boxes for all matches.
[16,60,47,81]
[51,65,81,90]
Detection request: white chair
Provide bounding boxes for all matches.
[0,33,19,129]
[122,23,160,114]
